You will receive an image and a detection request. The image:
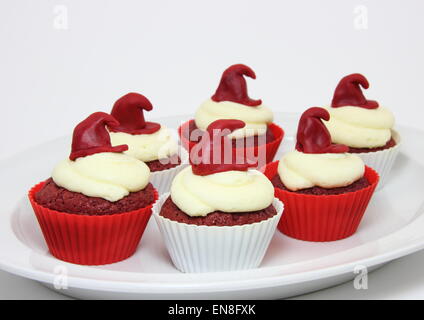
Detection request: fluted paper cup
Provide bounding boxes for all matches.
[178,119,284,165]
[355,129,401,190]
[263,161,379,242]
[153,193,284,273]
[28,181,158,265]
[150,148,189,195]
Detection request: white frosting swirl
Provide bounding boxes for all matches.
[194,99,273,139]
[52,152,150,202]
[109,126,178,162]
[278,151,365,191]
[170,166,274,217]
[323,106,395,148]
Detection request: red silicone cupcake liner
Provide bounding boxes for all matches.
[178,119,284,165]
[28,181,158,265]
[263,161,379,242]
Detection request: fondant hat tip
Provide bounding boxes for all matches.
[109,92,160,134]
[331,73,379,109]
[296,107,349,154]
[211,64,262,107]
[191,119,256,176]
[70,112,128,161]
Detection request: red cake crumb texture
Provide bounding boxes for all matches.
[145,154,181,172]
[35,178,156,215]
[160,196,276,226]
[186,120,275,147]
[271,174,370,196]
[348,138,396,153]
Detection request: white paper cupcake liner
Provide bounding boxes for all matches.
[356,129,401,190]
[150,148,189,195]
[153,193,284,273]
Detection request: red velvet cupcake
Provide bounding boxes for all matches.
[154,119,284,273]
[28,112,158,265]
[178,64,284,167]
[263,107,379,242]
[108,93,188,194]
[323,73,400,189]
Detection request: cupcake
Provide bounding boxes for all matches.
[28,112,158,265]
[323,73,400,189]
[108,93,188,194]
[154,119,284,273]
[179,64,284,167]
[263,107,379,242]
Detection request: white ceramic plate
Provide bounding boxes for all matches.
[0,113,423,300]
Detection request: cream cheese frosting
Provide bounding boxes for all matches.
[194,99,273,139]
[52,152,150,202]
[170,166,274,217]
[109,126,178,162]
[278,150,365,191]
[323,106,395,148]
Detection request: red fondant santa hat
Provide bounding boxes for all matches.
[108,93,161,134]
[296,107,348,154]
[211,64,262,107]
[331,73,379,109]
[70,112,128,161]
[190,119,256,176]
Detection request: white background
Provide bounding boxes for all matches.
[0,0,423,299]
